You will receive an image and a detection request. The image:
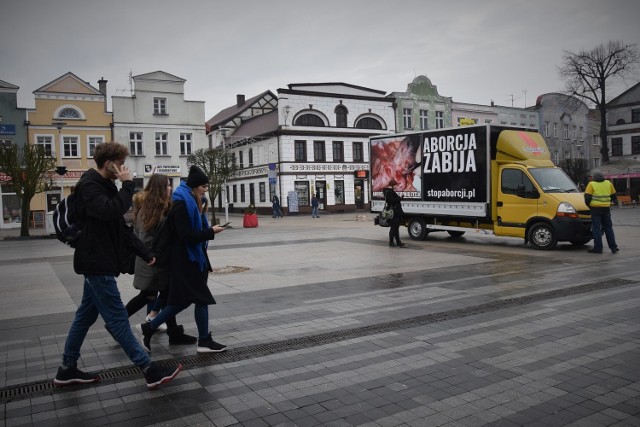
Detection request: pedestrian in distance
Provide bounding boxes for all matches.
[584,171,620,254]
[272,194,283,218]
[311,194,320,218]
[141,166,228,353]
[53,142,182,390]
[383,180,407,248]
[126,173,197,346]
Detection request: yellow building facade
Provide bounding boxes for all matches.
[27,72,112,218]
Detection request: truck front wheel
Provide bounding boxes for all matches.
[528,222,557,250]
[408,218,427,240]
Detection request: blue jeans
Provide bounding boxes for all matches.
[63,275,151,369]
[150,303,210,339]
[311,206,319,217]
[591,207,618,252]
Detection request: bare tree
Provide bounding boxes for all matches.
[0,143,56,237]
[559,40,640,163]
[558,158,590,189]
[186,147,237,224]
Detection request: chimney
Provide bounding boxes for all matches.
[237,94,245,108]
[98,77,108,111]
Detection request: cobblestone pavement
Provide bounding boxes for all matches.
[0,208,639,426]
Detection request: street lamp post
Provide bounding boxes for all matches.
[52,121,67,200]
[219,128,229,224]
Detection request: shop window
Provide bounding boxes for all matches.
[1,186,21,224]
[259,182,266,202]
[294,181,309,207]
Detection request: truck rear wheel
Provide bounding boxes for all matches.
[528,222,557,250]
[408,218,427,240]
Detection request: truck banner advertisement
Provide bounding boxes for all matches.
[371,133,422,200]
[422,126,487,203]
[371,126,487,203]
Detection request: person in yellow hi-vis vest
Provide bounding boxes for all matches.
[584,171,619,254]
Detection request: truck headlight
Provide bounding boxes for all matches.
[557,202,578,218]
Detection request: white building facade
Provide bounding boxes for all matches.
[112,71,207,190]
[208,83,395,215]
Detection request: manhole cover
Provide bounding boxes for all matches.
[213,265,250,274]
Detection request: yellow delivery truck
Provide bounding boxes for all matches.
[370,124,592,250]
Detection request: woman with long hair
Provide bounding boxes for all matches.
[125,173,196,346]
[141,166,227,353]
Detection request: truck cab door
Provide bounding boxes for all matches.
[496,167,539,238]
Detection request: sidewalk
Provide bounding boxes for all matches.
[0,210,639,426]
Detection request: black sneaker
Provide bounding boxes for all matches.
[398,243,408,248]
[141,322,155,352]
[389,242,397,247]
[197,333,228,353]
[53,366,100,386]
[167,325,198,345]
[612,248,620,254]
[143,361,182,390]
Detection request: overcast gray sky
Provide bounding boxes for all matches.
[2,0,639,120]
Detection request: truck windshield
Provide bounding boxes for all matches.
[529,168,580,193]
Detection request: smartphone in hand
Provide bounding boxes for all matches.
[220,222,231,228]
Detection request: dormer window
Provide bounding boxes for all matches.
[154,97,167,115]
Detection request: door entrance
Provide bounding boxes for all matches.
[354,179,364,209]
[47,193,61,212]
[316,181,326,210]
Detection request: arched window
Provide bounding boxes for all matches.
[294,114,325,127]
[335,105,348,127]
[355,117,383,130]
[57,108,81,119]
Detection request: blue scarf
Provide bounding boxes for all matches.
[173,181,209,271]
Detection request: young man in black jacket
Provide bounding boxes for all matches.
[53,142,182,390]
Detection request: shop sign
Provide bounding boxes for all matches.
[0,125,16,135]
[283,163,369,173]
[144,165,181,176]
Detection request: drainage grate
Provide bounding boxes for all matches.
[0,277,634,402]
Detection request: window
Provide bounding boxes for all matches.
[240,184,245,203]
[155,132,168,155]
[259,182,266,202]
[579,127,584,141]
[180,133,192,155]
[334,180,344,204]
[335,105,348,127]
[294,114,324,127]
[611,137,623,156]
[501,169,535,196]
[239,151,244,168]
[36,136,54,157]
[632,136,640,155]
[435,111,444,129]
[544,121,549,137]
[403,108,412,129]
[57,108,81,119]
[248,148,254,166]
[153,98,167,115]
[355,117,382,129]
[294,140,307,161]
[249,183,255,204]
[563,124,569,139]
[419,110,428,130]
[332,141,344,162]
[353,142,363,162]
[0,139,11,148]
[314,141,325,162]
[232,185,237,203]
[88,136,104,158]
[129,132,143,155]
[62,136,79,157]
[593,158,600,168]
[632,108,640,123]
[592,134,600,146]
[553,123,557,137]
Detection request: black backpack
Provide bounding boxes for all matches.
[53,191,83,247]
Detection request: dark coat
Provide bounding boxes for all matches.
[166,200,216,307]
[73,169,151,276]
[383,187,404,224]
[132,215,169,292]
